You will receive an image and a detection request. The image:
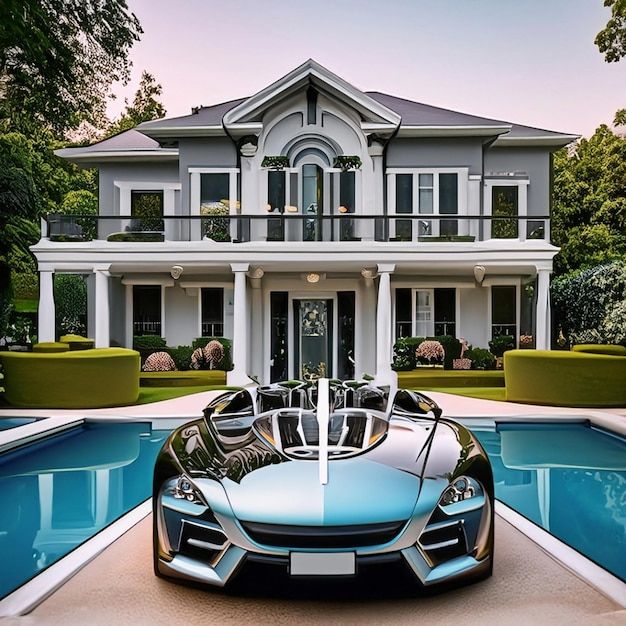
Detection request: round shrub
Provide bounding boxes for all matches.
[416,340,445,365]
[205,340,225,366]
[142,351,176,372]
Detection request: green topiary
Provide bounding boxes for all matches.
[133,335,166,350]
[168,345,194,370]
[466,347,496,370]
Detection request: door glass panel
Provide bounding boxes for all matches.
[298,300,330,380]
[434,288,456,337]
[395,173,413,240]
[415,290,434,337]
[201,288,224,337]
[492,286,517,338]
[302,164,322,241]
[270,292,288,382]
[337,292,355,380]
[439,173,458,236]
[200,173,230,241]
[492,186,519,238]
[133,285,161,336]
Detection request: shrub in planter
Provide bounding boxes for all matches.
[416,340,445,366]
[142,351,176,372]
[169,346,194,370]
[392,336,425,370]
[488,335,515,357]
[133,335,167,350]
[192,337,232,370]
[466,347,496,370]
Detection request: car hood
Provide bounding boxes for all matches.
[220,457,421,525]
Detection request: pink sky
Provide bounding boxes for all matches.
[109,0,626,138]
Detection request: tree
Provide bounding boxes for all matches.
[595,0,626,62]
[106,71,166,137]
[0,0,142,133]
[552,119,626,274]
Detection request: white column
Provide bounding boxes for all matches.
[38,270,55,342]
[125,284,133,348]
[94,269,110,348]
[374,264,397,387]
[535,268,551,350]
[227,263,251,386]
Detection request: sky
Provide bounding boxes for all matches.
[109,0,626,138]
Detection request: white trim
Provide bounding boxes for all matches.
[56,150,179,162]
[397,125,511,138]
[0,500,152,617]
[495,501,626,608]
[114,181,181,190]
[113,181,181,218]
[188,167,240,175]
[494,134,579,147]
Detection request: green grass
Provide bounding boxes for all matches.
[135,385,240,405]
[414,386,507,401]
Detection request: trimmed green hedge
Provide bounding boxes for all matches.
[1,348,140,408]
[572,344,626,357]
[504,349,626,407]
[60,334,94,350]
[33,342,70,353]
[140,370,227,387]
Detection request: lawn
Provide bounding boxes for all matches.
[136,385,240,405]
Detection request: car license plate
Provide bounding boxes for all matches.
[290,552,356,576]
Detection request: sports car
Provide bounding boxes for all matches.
[153,378,494,590]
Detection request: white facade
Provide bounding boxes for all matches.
[37,61,577,384]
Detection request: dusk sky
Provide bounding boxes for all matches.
[109,0,626,138]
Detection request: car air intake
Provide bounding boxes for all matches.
[241,521,405,549]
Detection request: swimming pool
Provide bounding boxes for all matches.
[471,421,626,583]
[0,421,170,600]
[0,417,39,431]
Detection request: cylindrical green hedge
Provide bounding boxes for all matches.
[1,348,140,408]
[33,342,70,353]
[572,344,626,357]
[504,349,626,407]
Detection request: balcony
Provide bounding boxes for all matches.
[43,214,551,245]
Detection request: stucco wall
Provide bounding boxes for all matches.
[483,147,551,216]
[386,138,484,175]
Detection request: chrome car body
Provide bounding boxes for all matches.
[153,379,494,590]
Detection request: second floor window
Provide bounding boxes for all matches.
[131,191,164,232]
[388,170,463,239]
[491,186,518,238]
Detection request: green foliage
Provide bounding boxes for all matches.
[261,156,290,169]
[595,0,626,63]
[133,335,167,350]
[0,0,141,133]
[191,337,233,371]
[168,346,194,371]
[392,335,461,370]
[551,260,626,345]
[131,192,163,231]
[200,204,230,241]
[552,123,626,275]
[333,155,362,171]
[54,274,87,335]
[60,190,98,214]
[11,272,38,300]
[488,335,515,357]
[107,231,164,242]
[105,71,166,137]
[465,347,496,370]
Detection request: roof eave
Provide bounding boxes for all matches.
[137,126,229,139]
[493,134,580,147]
[396,125,512,138]
[54,149,179,163]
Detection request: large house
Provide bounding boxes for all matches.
[36,60,577,385]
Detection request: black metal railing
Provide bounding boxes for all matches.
[44,213,551,244]
[201,322,224,337]
[133,320,161,335]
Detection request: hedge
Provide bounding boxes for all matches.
[504,349,626,407]
[571,344,626,357]
[1,348,140,408]
[392,335,462,370]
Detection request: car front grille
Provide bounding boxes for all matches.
[240,520,406,549]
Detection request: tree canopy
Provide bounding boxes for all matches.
[595,0,626,62]
[552,120,626,275]
[0,0,142,133]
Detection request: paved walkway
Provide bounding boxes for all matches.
[7,515,623,626]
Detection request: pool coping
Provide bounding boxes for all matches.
[0,499,152,618]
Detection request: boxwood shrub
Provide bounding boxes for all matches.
[392,335,461,370]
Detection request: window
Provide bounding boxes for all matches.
[339,171,356,240]
[267,170,286,241]
[492,186,518,238]
[491,286,517,339]
[133,286,161,336]
[394,287,457,339]
[200,173,231,241]
[201,288,224,337]
[388,170,464,239]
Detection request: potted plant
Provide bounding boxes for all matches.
[333,155,362,171]
[261,155,290,170]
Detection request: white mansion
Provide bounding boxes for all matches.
[35,60,577,385]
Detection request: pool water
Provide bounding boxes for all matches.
[472,422,626,582]
[0,421,170,600]
[0,417,39,431]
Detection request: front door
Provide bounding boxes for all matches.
[293,299,333,380]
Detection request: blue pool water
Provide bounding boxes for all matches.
[471,422,626,582]
[0,417,39,431]
[0,421,170,600]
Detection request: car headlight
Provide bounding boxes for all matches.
[173,476,207,506]
[439,476,481,506]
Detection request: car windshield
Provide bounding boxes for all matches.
[253,409,388,460]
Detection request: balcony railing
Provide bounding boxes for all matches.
[44,214,551,244]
